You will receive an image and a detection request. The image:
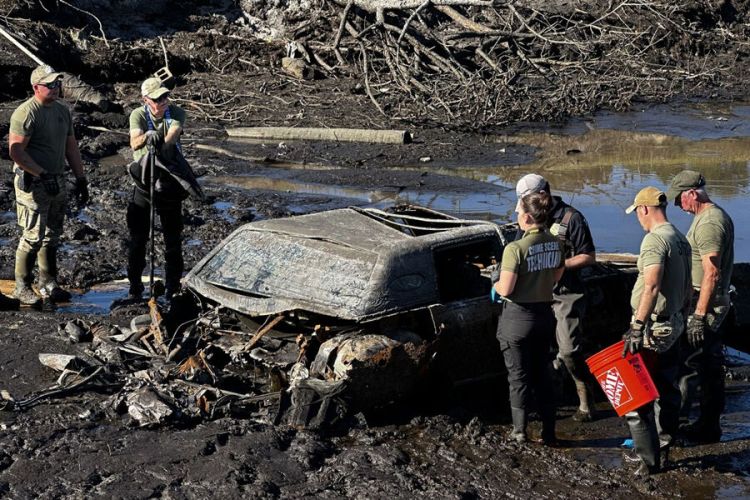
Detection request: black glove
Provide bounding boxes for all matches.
[144,130,160,148]
[74,176,89,206]
[39,172,60,196]
[687,314,706,349]
[622,322,645,357]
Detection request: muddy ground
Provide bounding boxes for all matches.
[1,1,750,498]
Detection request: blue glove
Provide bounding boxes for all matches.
[490,287,504,304]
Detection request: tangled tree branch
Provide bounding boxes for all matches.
[284,0,735,128]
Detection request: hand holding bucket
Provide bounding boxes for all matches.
[586,340,659,417]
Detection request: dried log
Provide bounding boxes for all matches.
[226,126,411,144]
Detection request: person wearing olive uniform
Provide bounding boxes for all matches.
[667,170,734,443]
[494,191,564,444]
[8,64,89,306]
[126,77,187,300]
[515,174,597,422]
[622,187,691,477]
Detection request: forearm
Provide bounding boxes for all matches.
[694,270,718,316]
[10,146,45,176]
[634,285,659,323]
[65,142,85,179]
[130,132,148,151]
[565,252,596,270]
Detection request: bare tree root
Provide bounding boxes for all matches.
[298,0,734,129]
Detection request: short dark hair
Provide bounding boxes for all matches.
[520,191,553,224]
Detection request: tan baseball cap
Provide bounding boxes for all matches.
[141,77,170,99]
[625,186,667,214]
[30,64,63,85]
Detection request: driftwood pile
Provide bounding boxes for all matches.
[274,0,738,128]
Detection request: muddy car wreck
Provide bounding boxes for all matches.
[177,204,636,426]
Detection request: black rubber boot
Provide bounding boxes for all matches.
[509,407,527,443]
[540,404,558,445]
[625,407,661,472]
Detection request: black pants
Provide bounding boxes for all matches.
[126,189,184,293]
[497,301,556,424]
[679,326,725,428]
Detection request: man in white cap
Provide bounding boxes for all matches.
[8,64,89,306]
[125,76,187,301]
[622,186,691,477]
[514,173,597,422]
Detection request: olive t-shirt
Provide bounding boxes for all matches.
[9,98,73,175]
[630,222,691,317]
[129,104,186,162]
[687,204,734,296]
[501,228,563,303]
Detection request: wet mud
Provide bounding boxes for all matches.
[1,2,750,498]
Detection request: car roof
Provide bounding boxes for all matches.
[185,207,503,320]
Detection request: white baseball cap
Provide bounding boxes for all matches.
[515,174,548,212]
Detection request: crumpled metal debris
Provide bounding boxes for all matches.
[126,386,175,427]
[58,319,93,343]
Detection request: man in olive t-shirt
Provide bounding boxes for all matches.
[125,77,187,301]
[622,187,691,478]
[667,170,734,443]
[8,64,89,306]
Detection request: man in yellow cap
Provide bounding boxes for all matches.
[622,186,691,477]
[125,77,187,301]
[667,170,734,443]
[8,64,89,306]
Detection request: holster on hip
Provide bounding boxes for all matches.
[14,167,34,193]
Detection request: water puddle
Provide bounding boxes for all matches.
[0,279,137,315]
[57,281,131,314]
[1,210,16,222]
[212,201,237,223]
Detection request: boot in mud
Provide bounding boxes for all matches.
[14,248,41,307]
[572,381,594,422]
[12,282,41,307]
[38,246,72,303]
[509,407,527,443]
[625,407,660,473]
[539,405,558,446]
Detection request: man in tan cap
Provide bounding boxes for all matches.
[514,174,598,422]
[125,76,187,301]
[8,64,89,306]
[667,170,734,443]
[622,186,691,477]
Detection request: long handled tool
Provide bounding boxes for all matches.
[147,143,157,298]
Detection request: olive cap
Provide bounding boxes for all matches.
[666,170,706,204]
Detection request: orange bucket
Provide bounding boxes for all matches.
[585,340,659,417]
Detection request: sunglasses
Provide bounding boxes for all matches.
[38,80,62,89]
[148,94,169,104]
